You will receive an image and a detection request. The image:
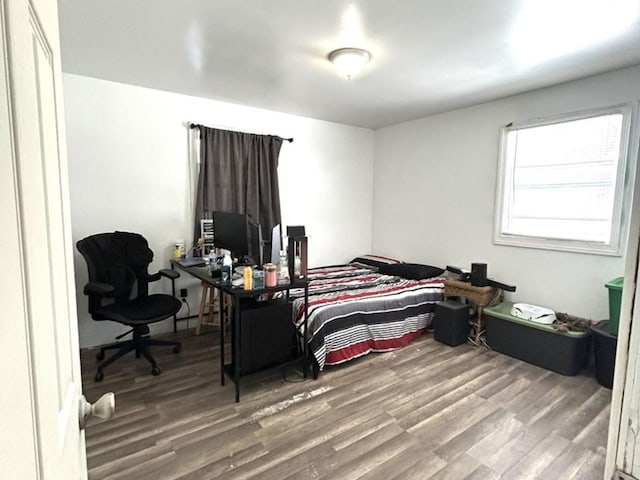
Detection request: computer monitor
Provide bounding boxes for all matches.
[270,224,281,265]
[248,221,263,266]
[212,211,249,261]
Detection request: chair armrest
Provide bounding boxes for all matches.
[83,282,114,296]
[147,269,180,282]
[160,268,180,280]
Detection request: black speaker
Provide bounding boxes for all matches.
[470,263,487,287]
[238,299,296,374]
[434,301,470,346]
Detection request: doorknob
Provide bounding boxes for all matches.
[79,392,115,429]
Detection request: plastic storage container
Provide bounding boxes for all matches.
[605,277,623,336]
[484,302,590,376]
[591,320,617,389]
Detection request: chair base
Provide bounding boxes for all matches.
[95,326,181,381]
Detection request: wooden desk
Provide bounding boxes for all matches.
[443,279,502,346]
[170,260,309,402]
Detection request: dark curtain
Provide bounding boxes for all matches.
[193,126,284,245]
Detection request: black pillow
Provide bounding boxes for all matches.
[379,263,444,280]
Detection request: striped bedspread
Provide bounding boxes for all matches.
[290,264,444,371]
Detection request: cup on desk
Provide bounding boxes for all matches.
[263,263,277,287]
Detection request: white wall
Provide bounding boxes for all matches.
[63,73,374,348]
[373,65,640,320]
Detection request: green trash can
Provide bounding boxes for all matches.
[605,277,623,336]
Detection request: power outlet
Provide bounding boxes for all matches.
[180,288,188,298]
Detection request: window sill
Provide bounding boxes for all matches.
[493,234,623,256]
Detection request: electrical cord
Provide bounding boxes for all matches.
[180,298,193,333]
[178,298,219,337]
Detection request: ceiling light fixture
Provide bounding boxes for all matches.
[328,47,371,79]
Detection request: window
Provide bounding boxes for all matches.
[494,105,634,255]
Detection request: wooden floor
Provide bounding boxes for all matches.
[81,327,611,480]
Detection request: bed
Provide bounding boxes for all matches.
[289,255,445,374]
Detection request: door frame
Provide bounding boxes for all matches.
[605,106,640,479]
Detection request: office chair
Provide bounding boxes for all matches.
[77,231,182,381]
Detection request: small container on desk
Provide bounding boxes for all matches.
[252,268,264,289]
[263,263,277,287]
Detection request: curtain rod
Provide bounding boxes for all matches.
[189,123,293,143]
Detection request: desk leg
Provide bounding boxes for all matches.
[233,298,241,403]
[219,290,225,386]
[170,264,177,332]
[303,284,309,379]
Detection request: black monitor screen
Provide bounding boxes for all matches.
[248,221,263,266]
[213,211,249,258]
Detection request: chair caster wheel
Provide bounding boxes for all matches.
[96,351,105,361]
[173,345,181,354]
[151,366,161,376]
[95,370,104,382]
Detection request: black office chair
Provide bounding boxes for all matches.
[77,231,182,381]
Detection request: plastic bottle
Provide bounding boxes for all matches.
[221,252,232,284]
[278,250,290,284]
[243,266,253,290]
[208,248,218,274]
[294,255,301,277]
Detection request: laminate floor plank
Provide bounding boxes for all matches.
[173,444,269,480]
[88,443,175,480]
[174,443,270,480]
[568,451,606,480]
[553,387,612,440]
[388,451,448,480]
[429,453,483,480]
[358,440,427,480]
[317,430,422,480]
[81,329,610,480]
[465,414,523,461]
[407,393,501,447]
[498,431,570,480]
[433,407,512,462]
[533,441,593,480]
[397,367,499,430]
[573,403,611,454]
[260,444,337,480]
[463,464,501,480]
[389,361,494,422]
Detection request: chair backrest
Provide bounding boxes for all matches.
[77,232,154,314]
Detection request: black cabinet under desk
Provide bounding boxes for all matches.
[219,280,309,402]
[232,298,296,374]
[170,260,309,402]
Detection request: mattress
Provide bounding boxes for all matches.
[290,263,444,371]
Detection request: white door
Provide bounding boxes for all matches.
[0,0,87,477]
[607,226,640,478]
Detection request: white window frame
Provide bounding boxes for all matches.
[494,103,637,256]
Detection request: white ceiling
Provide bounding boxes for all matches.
[58,0,640,129]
